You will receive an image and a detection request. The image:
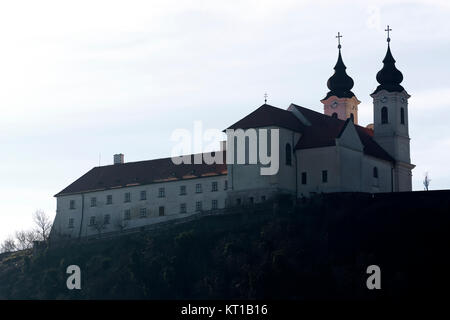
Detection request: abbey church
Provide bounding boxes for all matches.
[51,31,415,239]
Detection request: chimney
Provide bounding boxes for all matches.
[114,153,124,165]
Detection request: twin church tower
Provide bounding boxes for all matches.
[321,27,414,191]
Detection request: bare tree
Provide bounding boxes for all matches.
[33,210,53,242]
[92,214,106,237]
[114,216,129,233]
[0,237,17,253]
[423,172,432,191]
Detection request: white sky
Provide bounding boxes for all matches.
[1,0,449,242]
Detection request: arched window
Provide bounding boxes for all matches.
[350,113,354,122]
[373,167,378,178]
[332,112,338,118]
[285,143,292,166]
[400,107,405,124]
[381,107,388,124]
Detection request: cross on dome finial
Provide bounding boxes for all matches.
[336,32,343,49]
[385,25,392,43]
[264,92,268,104]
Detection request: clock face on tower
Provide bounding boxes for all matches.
[331,101,338,109]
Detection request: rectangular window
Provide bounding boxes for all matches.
[124,192,131,203]
[69,200,75,210]
[89,216,96,226]
[124,209,131,220]
[106,195,112,205]
[104,214,110,225]
[140,190,147,201]
[139,207,147,218]
[224,180,228,190]
[212,199,218,210]
[322,170,328,183]
[196,183,202,193]
[68,218,74,228]
[301,172,307,185]
[180,203,187,214]
[180,185,186,195]
[159,206,165,216]
[158,187,165,198]
[195,201,202,211]
[212,181,218,192]
[90,197,97,207]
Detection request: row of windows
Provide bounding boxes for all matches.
[300,170,328,185]
[235,195,266,205]
[299,167,380,185]
[381,107,405,125]
[69,180,227,209]
[70,200,220,228]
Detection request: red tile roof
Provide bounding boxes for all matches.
[55,152,227,197]
[57,104,393,196]
[291,104,394,162]
[226,104,306,132]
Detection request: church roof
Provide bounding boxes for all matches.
[226,104,306,132]
[290,104,394,162]
[55,153,227,197]
[372,44,406,95]
[322,48,356,100]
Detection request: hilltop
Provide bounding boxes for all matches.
[1,191,450,300]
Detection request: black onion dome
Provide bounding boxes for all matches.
[372,44,405,94]
[323,49,356,100]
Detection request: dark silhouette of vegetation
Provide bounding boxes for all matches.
[0,191,449,300]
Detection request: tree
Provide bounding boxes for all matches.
[0,237,17,253]
[33,210,53,242]
[114,217,129,233]
[423,172,431,191]
[14,230,39,250]
[92,214,107,237]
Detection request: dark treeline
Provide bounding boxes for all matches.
[0,191,449,300]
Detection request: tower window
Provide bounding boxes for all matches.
[400,107,405,124]
[285,143,292,166]
[331,112,338,118]
[381,107,388,124]
[350,113,354,122]
[322,170,328,183]
[373,167,378,178]
[301,172,307,185]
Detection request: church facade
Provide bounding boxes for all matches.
[51,34,414,239]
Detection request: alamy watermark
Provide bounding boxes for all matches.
[170,121,279,175]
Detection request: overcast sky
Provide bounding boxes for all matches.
[1,0,449,242]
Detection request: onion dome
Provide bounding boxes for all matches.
[372,43,405,95]
[323,48,356,100]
